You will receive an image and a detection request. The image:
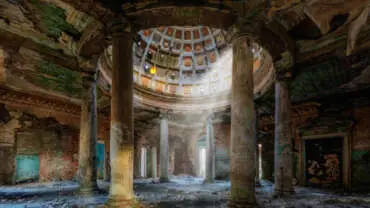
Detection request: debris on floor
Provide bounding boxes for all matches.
[0,177,369,208]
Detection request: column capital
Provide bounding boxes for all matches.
[81,73,96,89]
[227,17,261,44]
[275,51,294,81]
[108,18,137,36]
[206,113,214,124]
[159,109,171,119]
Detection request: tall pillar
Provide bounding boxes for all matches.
[134,143,141,178]
[205,114,215,183]
[106,20,136,207]
[104,128,111,181]
[255,109,261,187]
[228,35,257,207]
[273,70,294,196]
[152,147,157,178]
[257,144,262,179]
[78,74,98,194]
[159,112,169,182]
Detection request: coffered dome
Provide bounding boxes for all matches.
[133,26,230,97]
[98,26,274,111]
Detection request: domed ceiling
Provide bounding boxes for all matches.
[133,26,229,97]
[98,26,274,111]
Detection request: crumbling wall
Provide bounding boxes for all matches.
[351,106,370,192]
[0,105,78,184]
[38,130,78,181]
[173,136,194,175]
[0,105,21,185]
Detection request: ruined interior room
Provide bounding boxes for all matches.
[0,0,370,207]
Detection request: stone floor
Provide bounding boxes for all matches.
[0,176,370,208]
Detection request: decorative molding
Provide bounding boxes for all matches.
[259,102,321,131]
[0,86,109,126]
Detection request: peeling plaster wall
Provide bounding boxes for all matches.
[351,106,370,191]
[173,136,194,176]
[165,124,231,179]
[0,106,79,184]
[0,108,20,185]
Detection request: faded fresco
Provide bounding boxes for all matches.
[305,137,343,188]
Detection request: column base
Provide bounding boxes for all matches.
[203,178,214,184]
[255,179,261,187]
[272,187,295,198]
[105,197,141,208]
[159,177,169,183]
[228,198,259,208]
[77,184,100,196]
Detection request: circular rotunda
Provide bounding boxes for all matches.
[98,26,274,112]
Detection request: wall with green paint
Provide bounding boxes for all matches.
[0,107,79,184]
[30,0,80,40]
[29,60,82,98]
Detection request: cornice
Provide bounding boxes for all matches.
[0,86,109,126]
[259,102,321,130]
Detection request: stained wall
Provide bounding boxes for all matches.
[0,105,79,184]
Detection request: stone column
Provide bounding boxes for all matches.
[228,35,257,207]
[134,143,141,179]
[205,114,215,183]
[78,74,98,194]
[152,146,158,178]
[273,70,294,196]
[257,144,262,179]
[159,111,169,182]
[104,128,111,181]
[255,109,261,187]
[106,20,136,207]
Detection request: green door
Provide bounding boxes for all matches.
[15,155,40,182]
[96,143,105,179]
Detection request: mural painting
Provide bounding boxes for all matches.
[305,137,343,188]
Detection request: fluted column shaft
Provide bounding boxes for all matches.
[229,36,257,207]
[205,115,215,183]
[159,113,169,182]
[273,75,294,196]
[107,21,135,206]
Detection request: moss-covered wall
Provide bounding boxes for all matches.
[0,106,79,184]
[30,60,82,97]
[30,0,80,40]
[291,58,358,101]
